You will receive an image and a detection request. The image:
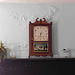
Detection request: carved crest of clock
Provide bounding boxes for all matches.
[29,18,53,58]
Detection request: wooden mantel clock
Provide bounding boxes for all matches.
[29,18,53,58]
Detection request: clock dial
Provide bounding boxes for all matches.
[34,26,48,41]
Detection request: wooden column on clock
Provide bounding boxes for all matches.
[29,18,53,58]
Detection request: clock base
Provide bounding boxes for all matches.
[29,53,53,59]
[29,55,53,59]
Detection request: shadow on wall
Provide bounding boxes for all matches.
[70,49,75,58]
[52,20,59,55]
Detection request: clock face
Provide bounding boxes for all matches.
[34,26,48,41]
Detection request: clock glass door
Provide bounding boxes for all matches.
[34,42,48,52]
[33,26,49,53]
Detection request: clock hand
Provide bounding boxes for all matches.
[40,33,42,37]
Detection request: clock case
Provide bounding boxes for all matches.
[29,18,53,58]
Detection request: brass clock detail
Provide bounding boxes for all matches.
[29,18,53,58]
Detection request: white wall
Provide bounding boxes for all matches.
[0,0,75,3]
[0,3,75,58]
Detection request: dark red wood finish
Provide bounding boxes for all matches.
[29,18,53,58]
